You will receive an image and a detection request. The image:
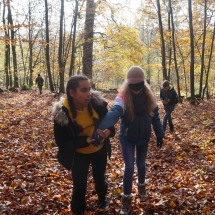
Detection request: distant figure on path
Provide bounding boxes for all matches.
[35,74,44,94]
[160,80,178,134]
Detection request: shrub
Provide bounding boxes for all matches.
[21,85,31,90]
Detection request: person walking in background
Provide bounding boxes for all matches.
[96,66,164,215]
[52,76,115,215]
[160,80,178,134]
[35,74,44,94]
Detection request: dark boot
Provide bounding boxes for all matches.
[169,125,174,132]
[98,197,109,211]
[137,183,148,198]
[120,194,132,215]
[71,191,86,215]
[96,183,109,211]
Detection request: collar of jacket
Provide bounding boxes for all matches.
[52,90,107,126]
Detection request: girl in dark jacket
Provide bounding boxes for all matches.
[52,76,115,215]
[97,66,164,215]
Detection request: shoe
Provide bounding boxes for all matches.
[120,194,132,215]
[98,197,109,211]
[137,183,148,198]
[169,127,174,132]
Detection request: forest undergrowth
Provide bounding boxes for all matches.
[0,90,215,215]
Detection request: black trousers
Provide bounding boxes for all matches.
[38,85,42,94]
[71,146,108,214]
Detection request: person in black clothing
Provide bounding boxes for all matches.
[160,80,178,134]
[52,75,115,215]
[35,74,44,94]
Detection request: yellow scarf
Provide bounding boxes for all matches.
[63,97,104,154]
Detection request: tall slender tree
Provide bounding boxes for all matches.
[44,0,54,91]
[202,19,215,99]
[157,0,167,80]
[69,0,79,77]
[169,0,181,102]
[7,0,18,88]
[58,0,65,93]
[82,0,95,80]
[188,0,195,104]
[3,0,10,88]
[199,0,207,97]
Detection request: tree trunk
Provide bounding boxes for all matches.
[69,0,79,77]
[157,0,167,80]
[18,30,27,85]
[7,0,18,88]
[28,2,33,86]
[199,0,207,97]
[44,0,54,91]
[202,19,215,99]
[167,9,172,80]
[188,0,195,104]
[58,0,65,93]
[82,0,95,80]
[169,0,181,102]
[177,41,188,98]
[3,0,9,89]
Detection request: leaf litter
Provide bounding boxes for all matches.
[0,91,215,214]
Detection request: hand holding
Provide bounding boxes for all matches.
[97,129,110,139]
[157,137,163,148]
[91,130,103,147]
[87,137,95,144]
[162,100,168,105]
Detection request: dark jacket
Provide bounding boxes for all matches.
[36,76,44,86]
[52,91,115,171]
[99,95,164,146]
[160,85,178,111]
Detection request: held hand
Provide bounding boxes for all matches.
[157,137,163,148]
[91,130,103,147]
[97,129,111,139]
[87,137,95,144]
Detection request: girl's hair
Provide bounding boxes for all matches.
[66,75,99,134]
[119,80,156,121]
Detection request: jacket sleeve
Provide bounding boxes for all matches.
[160,89,163,100]
[99,105,124,130]
[152,106,165,138]
[54,121,89,151]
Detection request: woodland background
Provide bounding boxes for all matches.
[0,0,215,214]
[0,0,215,102]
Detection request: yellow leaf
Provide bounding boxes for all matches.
[112,188,121,196]
[170,201,176,208]
[208,155,215,160]
[165,184,172,190]
[175,183,182,188]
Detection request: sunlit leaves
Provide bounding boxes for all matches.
[0,91,215,214]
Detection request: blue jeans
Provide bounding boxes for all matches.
[163,109,173,132]
[121,143,149,195]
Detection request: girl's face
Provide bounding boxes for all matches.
[69,80,91,110]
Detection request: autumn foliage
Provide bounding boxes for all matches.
[0,90,215,214]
